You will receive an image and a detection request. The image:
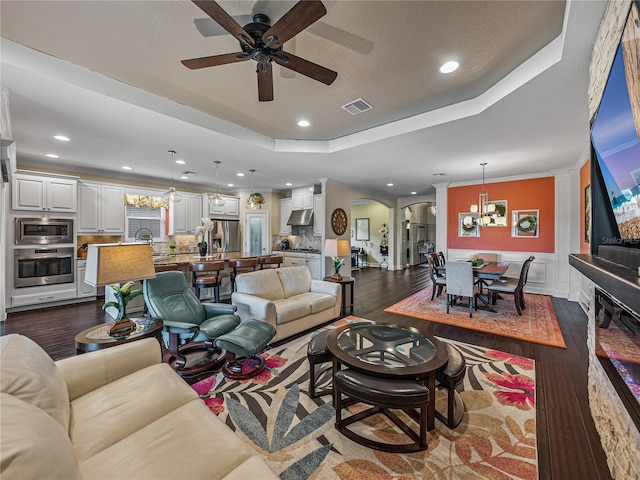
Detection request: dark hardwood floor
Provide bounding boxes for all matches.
[1,266,612,479]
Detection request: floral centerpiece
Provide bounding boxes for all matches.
[103,281,143,336]
[195,218,213,256]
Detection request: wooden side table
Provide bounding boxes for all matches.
[323,276,355,318]
[75,318,163,354]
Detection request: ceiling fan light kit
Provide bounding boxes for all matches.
[183,0,337,102]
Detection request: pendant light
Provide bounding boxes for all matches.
[209,160,225,207]
[469,162,505,227]
[163,150,183,203]
[248,169,259,210]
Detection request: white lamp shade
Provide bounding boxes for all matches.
[324,238,350,258]
[487,203,496,213]
[85,243,156,286]
[470,205,478,213]
[463,216,473,226]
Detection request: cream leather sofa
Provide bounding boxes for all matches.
[232,266,341,342]
[0,334,278,480]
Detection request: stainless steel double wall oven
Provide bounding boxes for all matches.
[14,217,75,288]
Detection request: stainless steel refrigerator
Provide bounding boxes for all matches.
[208,219,240,253]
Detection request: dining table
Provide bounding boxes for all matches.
[436,261,511,312]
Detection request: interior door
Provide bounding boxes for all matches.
[243,212,270,257]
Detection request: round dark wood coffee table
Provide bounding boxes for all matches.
[75,318,163,354]
[327,322,448,431]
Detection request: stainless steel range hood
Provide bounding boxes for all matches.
[287,209,314,226]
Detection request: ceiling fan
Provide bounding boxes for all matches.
[182,0,338,102]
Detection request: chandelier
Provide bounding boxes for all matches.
[469,162,505,227]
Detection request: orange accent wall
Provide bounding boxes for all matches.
[580,161,591,254]
[448,176,555,253]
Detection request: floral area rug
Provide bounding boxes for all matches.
[384,288,566,349]
[192,317,538,479]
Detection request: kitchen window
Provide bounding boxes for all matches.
[124,204,166,241]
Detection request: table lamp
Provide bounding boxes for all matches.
[84,243,156,336]
[324,238,350,280]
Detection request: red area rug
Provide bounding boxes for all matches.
[384,288,566,349]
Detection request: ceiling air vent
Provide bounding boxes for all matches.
[341,98,373,115]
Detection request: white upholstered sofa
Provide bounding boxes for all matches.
[231,266,341,342]
[0,334,278,480]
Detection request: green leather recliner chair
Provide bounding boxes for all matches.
[143,271,240,376]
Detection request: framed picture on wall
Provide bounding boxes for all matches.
[355,218,370,241]
[512,210,539,238]
[459,213,480,237]
[585,184,591,243]
[485,200,508,227]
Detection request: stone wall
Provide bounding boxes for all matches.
[587,4,640,477]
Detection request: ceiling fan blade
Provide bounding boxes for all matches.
[274,51,337,85]
[262,0,326,49]
[257,63,274,102]
[182,52,249,69]
[191,0,254,46]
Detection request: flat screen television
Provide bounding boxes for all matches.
[590,1,640,242]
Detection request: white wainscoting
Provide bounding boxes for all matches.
[446,249,557,296]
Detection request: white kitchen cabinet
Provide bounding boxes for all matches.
[208,195,239,219]
[78,182,125,234]
[291,187,314,211]
[283,252,321,280]
[306,254,321,280]
[76,260,96,298]
[170,193,203,234]
[313,194,324,236]
[279,198,292,235]
[11,287,77,307]
[12,173,77,212]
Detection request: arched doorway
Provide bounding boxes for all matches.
[401,202,436,267]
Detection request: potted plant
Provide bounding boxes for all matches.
[195,218,213,256]
[331,256,345,280]
[103,281,143,336]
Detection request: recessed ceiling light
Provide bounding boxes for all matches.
[297,120,310,127]
[227,183,234,187]
[387,183,394,187]
[175,159,186,165]
[237,173,245,177]
[180,176,189,180]
[439,61,459,74]
[285,182,292,186]
[122,166,132,170]
[411,191,417,195]
[53,135,70,142]
[45,153,59,158]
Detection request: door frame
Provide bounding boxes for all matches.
[243,211,270,257]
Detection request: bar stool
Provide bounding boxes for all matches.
[258,255,283,269]
[228,258,258,292]
[190,261,225,302]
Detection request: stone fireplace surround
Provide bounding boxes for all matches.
[575,1,640,478]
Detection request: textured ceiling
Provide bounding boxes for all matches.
[0,1,607,198]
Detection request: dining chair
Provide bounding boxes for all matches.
[190,260,225,302]
[436,251,446,266]
[427,252,446,300]
[445,261,477,317]
[487,256,535,315]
